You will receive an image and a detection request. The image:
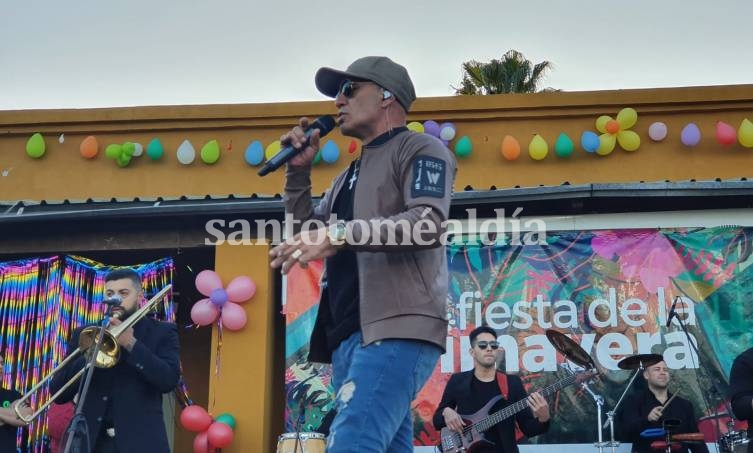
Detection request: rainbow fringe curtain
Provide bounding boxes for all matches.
[0,255,174,452]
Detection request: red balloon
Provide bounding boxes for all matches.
[207,421,234,448]
[181,405,213,432]
[193,431,210,453]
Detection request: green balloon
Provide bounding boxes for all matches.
[105,144,122,160]
[116,154,131,167]
[313,150,322,165]
[122,142,136,158]
[200,139,221,164]
[26,133,46,158]
[454,136,473,158]
[146,138,164,160]
[215,413,236,429]
[554,133,575,158]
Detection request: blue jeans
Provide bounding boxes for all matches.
[326,332,441,453]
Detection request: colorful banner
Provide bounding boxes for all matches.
[284,226,753,448]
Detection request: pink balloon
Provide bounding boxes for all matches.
[181,405,213,432]
[191,299,220,326]
[195,270,223,296]
[226,276,256,303]
[221,302,247,331]
[716,121,736,146]
[193,431,210,453]
[207,421,234,448]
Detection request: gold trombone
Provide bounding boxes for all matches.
[14,284,172,422]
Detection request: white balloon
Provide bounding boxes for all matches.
[132,143,144,157]
[648,122,667,142]
[58,134,65,143]
[439,126,456,141]
[176,139,196,165]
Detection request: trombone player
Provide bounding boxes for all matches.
[50,268,180,453]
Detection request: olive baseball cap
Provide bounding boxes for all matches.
[315,56,417,112]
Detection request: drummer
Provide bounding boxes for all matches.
[617,360,708,453]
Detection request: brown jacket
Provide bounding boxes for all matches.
[284,129,456,363]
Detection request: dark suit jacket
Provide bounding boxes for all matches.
[50,317,180,453]
[432,371,549,453]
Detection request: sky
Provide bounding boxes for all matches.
[1,0,752,111]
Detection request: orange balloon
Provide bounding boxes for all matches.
[606,120,620,134]
[501,135,521,161]
[80,136,99,159]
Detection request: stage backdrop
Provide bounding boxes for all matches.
[283,226,753,450]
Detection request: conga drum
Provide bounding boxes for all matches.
[276,432,326,453]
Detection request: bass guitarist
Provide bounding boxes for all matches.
[433,326,550,453]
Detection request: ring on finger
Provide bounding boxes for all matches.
[291,249,303,260]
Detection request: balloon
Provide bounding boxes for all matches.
[605,120,620,134]
[221,302,247,331]
[500,136,520,161]
[226,276,256,302]
[348,140,358,154]
[312,150,322,165]
[210,288,228,307]
[528,135,548,161]
[180,405,213,432]
[265,140,282,161]
[105,144,122,160]
[453,136,472,158]
[59,134,65,144]
[132,143,144,157]
[196,270,223,296]
[321,140,340,163]
[595,116,612,134]
[79,136,99,159]
[177,140,196,165]
[597,134,616,156]
[407,121,424,133]
[201,140,221,164]
[439,123,456,141]
[681,123,701,147]
[244,140,264,166]
[116,154,132,168]
[616,107,638,129]
[716,121,736,146]
[207,422,234,448]
[617,130,640,151]
[423,120,440,137]
[215,413,236,430]
[581,131,600,153]
[193,431,210,453]
[147,138,164,160]
[122,142,136,158]
[26,133,46,158]
[648,122,667,141]
[739,118,753,148]
[554,133,574,158]
[191,299,220,326]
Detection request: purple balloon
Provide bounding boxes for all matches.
[210,288,228,306]
[681,123,701,147]
[423,120,440,137]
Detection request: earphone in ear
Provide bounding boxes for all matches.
[382,90,393,100]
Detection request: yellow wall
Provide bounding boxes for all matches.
[3,85,753,451]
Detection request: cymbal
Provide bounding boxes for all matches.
[617,353,664,370]
[545,330,595,369]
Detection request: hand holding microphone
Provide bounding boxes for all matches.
[258,116,336,176]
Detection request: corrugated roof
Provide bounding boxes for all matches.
[1,179,751,225]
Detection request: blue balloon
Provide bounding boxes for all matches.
[581,131,600,153]
[244,140,264,166]
[321,140,340,164]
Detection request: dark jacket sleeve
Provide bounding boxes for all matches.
[617,390,649,442]
[509,375,549,438]
[433,374,459,430]
[50,328,87,403]
[729,349,753,421]
[124,322,180,392]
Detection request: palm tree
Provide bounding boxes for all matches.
[454,50,555,95]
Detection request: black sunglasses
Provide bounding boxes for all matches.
[475,341,499,350]
[339,80,367,98]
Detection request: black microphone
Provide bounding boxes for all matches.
[666,296,679,328]
[257,116,336,176]
[102,296,122,306]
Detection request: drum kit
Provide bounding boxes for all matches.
[275,330,747,452]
